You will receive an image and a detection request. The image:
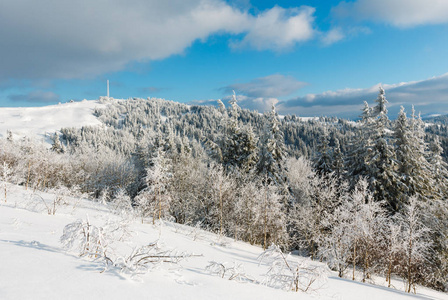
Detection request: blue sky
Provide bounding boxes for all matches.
[0,0,447,118]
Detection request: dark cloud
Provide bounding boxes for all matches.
[277,73,448,118]
[0,1,316,83]
[223,94,278,112]
[8,90,60,103]
[221,74,307,98]
[332,0,448,28]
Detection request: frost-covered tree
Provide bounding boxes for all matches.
[51,133,65,153]
[417,199,448,291]
[290,170,346,260]
[428,136,448,198]
[350,179,387,282]
[1,161,12,202]
[366,87,399,209]
[384,221,402,288]
[232,177,264,244]
[346,101,373,184]
[332,138,344,178]
[394,106,433,204]
[257,104,286,186]
[319,178,386,280]
[314,127,333,176]
[220,109,258,174]
[261,178,287,250]
[110,188,133,216]
[167,151,206,225]
[136,148,171,224]
[207,163,235,237]
[319,204,352,277]
[396,197,432,293]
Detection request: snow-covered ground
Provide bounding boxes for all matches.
[1,185,447,300]
[0,100,105,143]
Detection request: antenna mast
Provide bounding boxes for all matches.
[107,80,110,98]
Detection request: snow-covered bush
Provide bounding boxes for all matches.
[61,217,110,258]
[110,188,133,217]
[259,244,328,293]
[206,261,254,283]
[112,242,195,278]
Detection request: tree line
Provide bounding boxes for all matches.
[1,89,447,292]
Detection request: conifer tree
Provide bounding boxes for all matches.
[51,133,64,153]
[394,106,433,204]
[314,127,332,176]
[366,87,399,209]
[137,147,172,224]
[257,104,286,185]
[346,101,372,184]
[332,138,344,178]
[428,136,448,198]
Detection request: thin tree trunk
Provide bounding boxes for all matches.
[407,230,413,293]
[263,182,268,250]
[352,241,357,281]
[363,247,369,282]
[26,161,31,190]
[153,183,157,225]
[310,239,315,260]
[219,182,223,237]
[42,174,48,191]
[158,186,161,221]
[387,256,392,288]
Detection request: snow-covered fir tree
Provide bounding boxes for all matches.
[256,104,286,185]
[394,106,434,204]
[313,126,333,176]
[365,87,400,209]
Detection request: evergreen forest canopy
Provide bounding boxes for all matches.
[1,88,448,292]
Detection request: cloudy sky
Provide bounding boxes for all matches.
[0,0,447,118]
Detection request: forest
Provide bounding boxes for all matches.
[1,87,447,293]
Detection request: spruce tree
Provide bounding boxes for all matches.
[394,106,433,203]
[428,136,448,198]
[314,127,333,176]
[332,138,344,178]
[256,104,286,185]
[366,87,400,209]
[346,101,372,184]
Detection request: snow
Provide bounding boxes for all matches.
[0,100,105,144]
[1,185,447,300]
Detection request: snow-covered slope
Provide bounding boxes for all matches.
[0,186,446,300]
[0,100,105,143]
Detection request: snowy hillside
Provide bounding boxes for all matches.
[1,186,447,300]
[0,100,105,143]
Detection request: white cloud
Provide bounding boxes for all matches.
[333,0,448,27]
[0,1,316,82]
[232,6,316,50]
[321,27,345,45]
[277,73,448,118]
[320,26,371,45]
